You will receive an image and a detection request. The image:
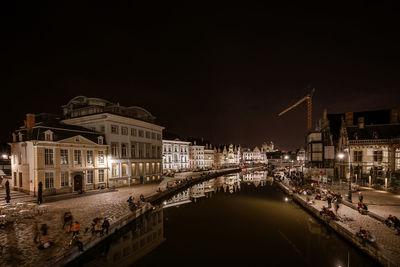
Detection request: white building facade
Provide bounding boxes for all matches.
[189,143,204,170]
[62,96,164,186]
[162,139,190,171]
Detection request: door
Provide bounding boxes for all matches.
[74,175,83,191]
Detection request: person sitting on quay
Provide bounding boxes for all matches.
[357,226,368,240]
[315,193,322,200]
[102,218,110,235]
[63,211,73,233]
[385,214,395,227]
[357,201,368,214]
[71,221,80,237]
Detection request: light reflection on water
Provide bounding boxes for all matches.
[70,171,377,267]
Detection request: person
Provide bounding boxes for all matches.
[33,222,40,243]
[37,181,43,205]
[357,227,367,239]
[5,180,10,203]
[94,219,103,236]
[40,223,49,243]
[357,201,365,214]
[63,212,73,233]
[359,192,363,202]
[102,218,110,235]
[73,234,84,252]
[327,194,332,208]
[72,221,80,236]
[334,198,340,215]
[140,194,145,202]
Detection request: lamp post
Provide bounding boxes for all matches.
[338,151,352,202]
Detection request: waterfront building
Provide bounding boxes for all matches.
[215,144,241,166]
[336,109,400,187]
[62,96,164,186]
[242,146,267,164]
[189,141,204,170]
[162,139,190,171]
[203,144,215,168]
[10,113,108,195]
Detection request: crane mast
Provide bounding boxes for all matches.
[278,89,315,132]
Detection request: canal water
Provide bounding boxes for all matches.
[69,171,377,267]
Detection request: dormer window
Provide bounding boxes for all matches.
[12,133,16,142]
[373,131,378,139]
[354,132,358,140]
[18,132,23,142]
[98,136,104,145]
[44,130,53,141]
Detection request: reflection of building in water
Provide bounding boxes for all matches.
[87,206,165,267]
[164,188,191,208]
[190,182,205,199]
[224,173,240,193]
[242,171,267,187]
[203,178,216,193]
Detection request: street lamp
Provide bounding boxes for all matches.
[338,150,352,202]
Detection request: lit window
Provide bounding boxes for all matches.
[98,169,104,183]
[61,171,69,187]
[98,151,105,164]
[111,125,119,134]
[87,170,94,184]
[74,150,82,164]
[87,150,94,164]
[45,172,54,189]
[60,149,69,165]
[45,149,54,165]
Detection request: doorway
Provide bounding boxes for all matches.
[74,174,83,192]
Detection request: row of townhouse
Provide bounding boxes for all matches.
[305,108,400,187]
[10,96,164,196]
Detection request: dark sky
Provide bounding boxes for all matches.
[1,2,400,150]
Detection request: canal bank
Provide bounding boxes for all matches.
[276,181,400,267]
[48,167,241,266]
[73,171,377,267]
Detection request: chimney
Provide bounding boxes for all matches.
[345,112,353,126]
[390,108,399,124]
[358,117,365,129]
[25,113,35,131]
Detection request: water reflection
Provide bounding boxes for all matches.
[73,171,376,267]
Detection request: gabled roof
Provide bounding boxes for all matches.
[346,124,400,141]
[14,121,105,144]
[327,109,397,143]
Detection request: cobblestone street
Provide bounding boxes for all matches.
[0,183,159,266]
[319,182,400,218]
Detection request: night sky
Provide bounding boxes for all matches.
[1,2,400,149]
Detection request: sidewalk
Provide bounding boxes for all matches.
[0,183,159,267]
[319,182,400,219]
[280,178,400,266]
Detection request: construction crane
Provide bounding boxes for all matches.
[278,88,315,132]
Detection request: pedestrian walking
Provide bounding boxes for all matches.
[334,199,340,215]
[37,181,43,205]
[72,221,80,236]
[359,192,363,202]
[5,180,10,203]
[327,194,332,208]
[102,218,110,235]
